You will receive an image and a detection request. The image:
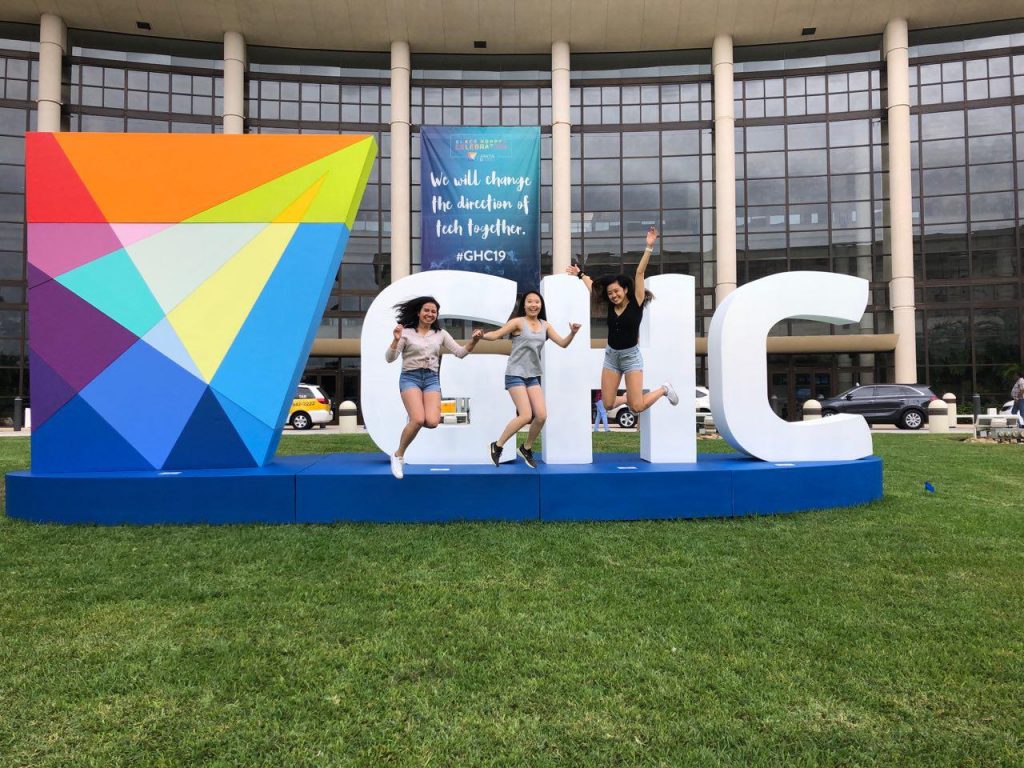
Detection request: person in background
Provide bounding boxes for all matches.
[385,296,482,479]
[1010,369,1024,426]
[593,390,609,432]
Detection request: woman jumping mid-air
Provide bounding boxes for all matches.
[481,290,581,468]
[385,296,481,479]
[566,226,678,419]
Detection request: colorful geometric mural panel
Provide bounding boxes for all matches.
[26,133,377,473]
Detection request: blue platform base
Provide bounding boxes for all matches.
[5,453,882,525]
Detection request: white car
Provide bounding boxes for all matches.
[602,386,710,429]
[999,401,1024,426]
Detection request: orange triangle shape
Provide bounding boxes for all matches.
[52,133,369,223]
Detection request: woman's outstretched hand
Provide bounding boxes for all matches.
[646,226,659,248]
[472,329,484,340]
[392,325,403,343]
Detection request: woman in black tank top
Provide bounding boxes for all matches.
[566,227,679,418]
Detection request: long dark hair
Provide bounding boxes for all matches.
[593,273,654,307]
[516,290,547,321]
[394,295,442,330]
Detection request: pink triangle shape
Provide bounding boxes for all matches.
[111,223,175,248]
[28,222,124,286]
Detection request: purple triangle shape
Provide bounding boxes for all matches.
[28,263,51,289]
[27,349,78,430]
[29,280,140,393]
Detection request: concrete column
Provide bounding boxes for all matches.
[37,13,66,132]
[222,31,246,134]
[712,35,737,305]
[390,41,412,281]
[884,18,918,384]
[551,41,572,274]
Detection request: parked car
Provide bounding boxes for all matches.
[598,386,710,428]
[288,383,333,430]
[999,401,1024,425]
[819,384,937,429]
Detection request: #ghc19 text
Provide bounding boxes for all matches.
[456,249,508,262]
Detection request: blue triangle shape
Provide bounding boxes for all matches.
[212,223,348,431]
[213,390,280,466]
[32,394,155,473]
[79,338,208,470]
[56,248,165,338]
[164,387,257,469]
[142,316,204,381]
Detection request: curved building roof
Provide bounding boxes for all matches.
[3,1,1024,53]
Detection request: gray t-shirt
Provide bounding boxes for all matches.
[505,318,548,378]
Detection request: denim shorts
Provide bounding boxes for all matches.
[399,367,441,393]
[603,345,644,374]
[505,374,542,390]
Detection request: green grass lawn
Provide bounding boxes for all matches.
[1,434,1021,767]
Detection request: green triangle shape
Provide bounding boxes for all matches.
[303,137,376,225]
[186,137,377,228]
[56,248,166,338]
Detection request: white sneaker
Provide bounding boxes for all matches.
[390,454,404,480]
[662,382,679,406]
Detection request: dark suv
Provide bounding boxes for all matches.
[819,384,938,430]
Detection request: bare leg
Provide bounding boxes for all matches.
[522,385,547,449]
[496,386,533,446]
[396,388,426,457]
[601,367,625,409]
[422,391,442,429]
[624,370,666,414]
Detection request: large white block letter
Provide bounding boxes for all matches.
[637,273,696,463]
[361,270,517,464]
[708,272,872,462]
[540,275,594,464]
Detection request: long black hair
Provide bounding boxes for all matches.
[394,295,442,330]
[516,290,547,321]
[593,273,654,307]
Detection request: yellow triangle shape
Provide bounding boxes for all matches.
[273,174,327,223]
[187,137,377,227]
[167,223,298,381]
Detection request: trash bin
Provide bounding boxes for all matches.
[927,399,948,433]
[337,400,358,433]
[942,392,956,430]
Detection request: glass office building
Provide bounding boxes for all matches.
[2,14,1023,419]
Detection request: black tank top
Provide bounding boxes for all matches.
[606,295,643,350]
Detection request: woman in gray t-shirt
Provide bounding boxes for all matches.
[480,290,581,468]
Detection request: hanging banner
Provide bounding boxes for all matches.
[420,126,540,292]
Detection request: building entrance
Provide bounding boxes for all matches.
[769,369,833,421]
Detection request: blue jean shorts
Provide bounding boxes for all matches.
[505,374,542,390]
[399,367,441,393]
[603,345,644,375]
